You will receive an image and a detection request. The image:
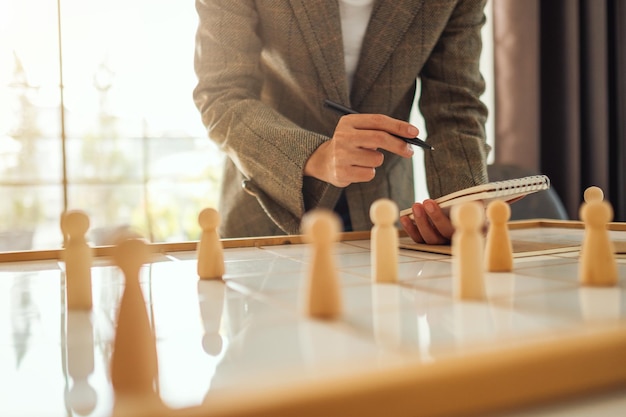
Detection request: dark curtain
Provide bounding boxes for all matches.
[493,0,626,221]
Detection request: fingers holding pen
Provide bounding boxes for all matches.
[338,114,417,158]
[323,100,433,151]
[303,113,417,187]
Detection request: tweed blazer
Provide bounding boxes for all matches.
[194,0,490,238]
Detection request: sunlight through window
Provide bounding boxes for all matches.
[0,0,222,250]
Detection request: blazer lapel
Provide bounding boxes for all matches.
[289,0,350,104]
[351,0,425,108]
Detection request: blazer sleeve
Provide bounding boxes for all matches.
[193,0,328,224]
[419,0,491,199]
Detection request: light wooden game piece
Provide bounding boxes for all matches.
[579,186,605,261]
[484,200,513,272]
[301,209,342,320]
[451,202,486,300]
[584,186,604,203]
[197,207,225,280]
[370,198,399,283]
[64,210,93,310]
[110,238,160,400]
[578,199,618,286]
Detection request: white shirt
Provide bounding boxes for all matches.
[338,0,375,90]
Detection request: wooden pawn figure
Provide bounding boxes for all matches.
[579,199,618,286]
[451,202,486,300]
[110,238,160,400]
[370,198,399,283]
[584,186,604,204]
[196,208,225,280]
[302,209,342,319]
[579,186,605,262]
[484,200,513,272]
[64,210,93,310]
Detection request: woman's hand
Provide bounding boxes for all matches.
[304,114,416,187]
[399,199,454,244]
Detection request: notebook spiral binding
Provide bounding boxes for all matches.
[492,175,551,196]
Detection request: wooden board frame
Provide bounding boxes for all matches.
[2,219,625,263]
[168,326,626,417]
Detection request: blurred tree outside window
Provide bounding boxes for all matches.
[0,0,223,250]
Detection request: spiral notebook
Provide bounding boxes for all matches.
[400,175,551,218]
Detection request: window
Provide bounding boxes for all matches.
[1,0,221,250]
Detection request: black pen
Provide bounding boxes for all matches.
[323,99,434,151]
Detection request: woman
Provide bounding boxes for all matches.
[193,0,490,243]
